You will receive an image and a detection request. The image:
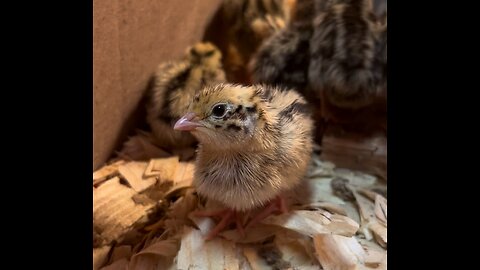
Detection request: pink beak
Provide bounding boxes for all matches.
[174,112,203,131]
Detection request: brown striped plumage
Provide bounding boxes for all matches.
[222,0,294,83]
[180,83,314,212]
[249,0,316,91]
[146,42,226,151]
[308,0,387,110]
[223,0,291,41]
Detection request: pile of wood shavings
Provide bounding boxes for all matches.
[93,134,387,270]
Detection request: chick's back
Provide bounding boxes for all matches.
[262,86,315,192]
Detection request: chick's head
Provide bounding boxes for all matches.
[186,42,223,70]
[174,84,268,149]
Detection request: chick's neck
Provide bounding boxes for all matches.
[196,125,277,156]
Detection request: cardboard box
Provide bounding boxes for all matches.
[93,0,222,170]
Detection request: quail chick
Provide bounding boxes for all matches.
[146,42,226,154]
[308,0,387,121]
[174,83,314,239]
[249,0,317,91]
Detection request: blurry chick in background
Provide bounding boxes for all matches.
[222,0,295,83]
[174,83,314,239]
[146,42,226,156]
[308,0,387,123]
[250,0,387,134]
[249,0,316,91]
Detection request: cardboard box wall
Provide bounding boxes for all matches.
[93,0,222,170]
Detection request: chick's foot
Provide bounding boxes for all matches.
[245,195,288,230]
[192,208,245,240]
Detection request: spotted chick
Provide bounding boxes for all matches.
[146,42,226,153]
[174,83,314,239]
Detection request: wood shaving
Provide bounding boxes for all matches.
[93,151,386,269]
[117,162,157,193]
[93,160,125,187]
[93,245,112,270]
[177,226,239,270]
[117,130,171,161]
[94,177,156,244]
[261,210,359,237]
[144,156,179,179]
[313,234,366,270]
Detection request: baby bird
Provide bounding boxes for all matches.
[308,0,387,120]
[146,42,226,153]
[249,0,316,91]
[174,83,314,239]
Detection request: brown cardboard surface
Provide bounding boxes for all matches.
[93,0,222,170]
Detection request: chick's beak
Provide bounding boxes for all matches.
[174,112,202,131]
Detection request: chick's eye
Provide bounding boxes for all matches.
[212,104,227,118]
[204,50,215,57]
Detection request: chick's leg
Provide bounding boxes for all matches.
[192,209,245,240]
[277,195,288,214]
[205,210,234,240]
[245,195,288,230]
[235,212,246,237]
